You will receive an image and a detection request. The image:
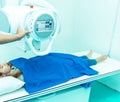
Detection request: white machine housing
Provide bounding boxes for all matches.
[0,0,60,55]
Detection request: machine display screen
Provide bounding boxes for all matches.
[36,20,53,32]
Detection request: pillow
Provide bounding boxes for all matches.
[0,76,25,95]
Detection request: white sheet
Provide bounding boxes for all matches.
[1,51,120,102]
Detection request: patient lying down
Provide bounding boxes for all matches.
[0,51,107,93]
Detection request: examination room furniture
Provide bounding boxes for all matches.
[0,51,120,102]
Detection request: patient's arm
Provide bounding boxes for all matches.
[0,27,30,44]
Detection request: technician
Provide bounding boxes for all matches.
[0,27,29,44]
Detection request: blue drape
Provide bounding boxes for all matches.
[10,53,98,94]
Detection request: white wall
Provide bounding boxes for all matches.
[3,0,20,6]
[0,42,36,62]
[47,0,119,54]
[47,0,76,53]
[109,0,120,60]
[98,0,120,92]
[0,0,20,8]
[73,0,119,54]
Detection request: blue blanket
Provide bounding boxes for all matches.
[10,53,98,94]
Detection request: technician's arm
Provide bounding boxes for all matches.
[0,27,29,44]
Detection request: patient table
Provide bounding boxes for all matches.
[1,51,120,102]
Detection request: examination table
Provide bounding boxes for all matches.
[0,51,120,102]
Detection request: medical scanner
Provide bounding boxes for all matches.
[0,0,60,55]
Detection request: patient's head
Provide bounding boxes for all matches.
[0,63,11,77]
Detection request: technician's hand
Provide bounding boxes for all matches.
[16,27,30,40]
